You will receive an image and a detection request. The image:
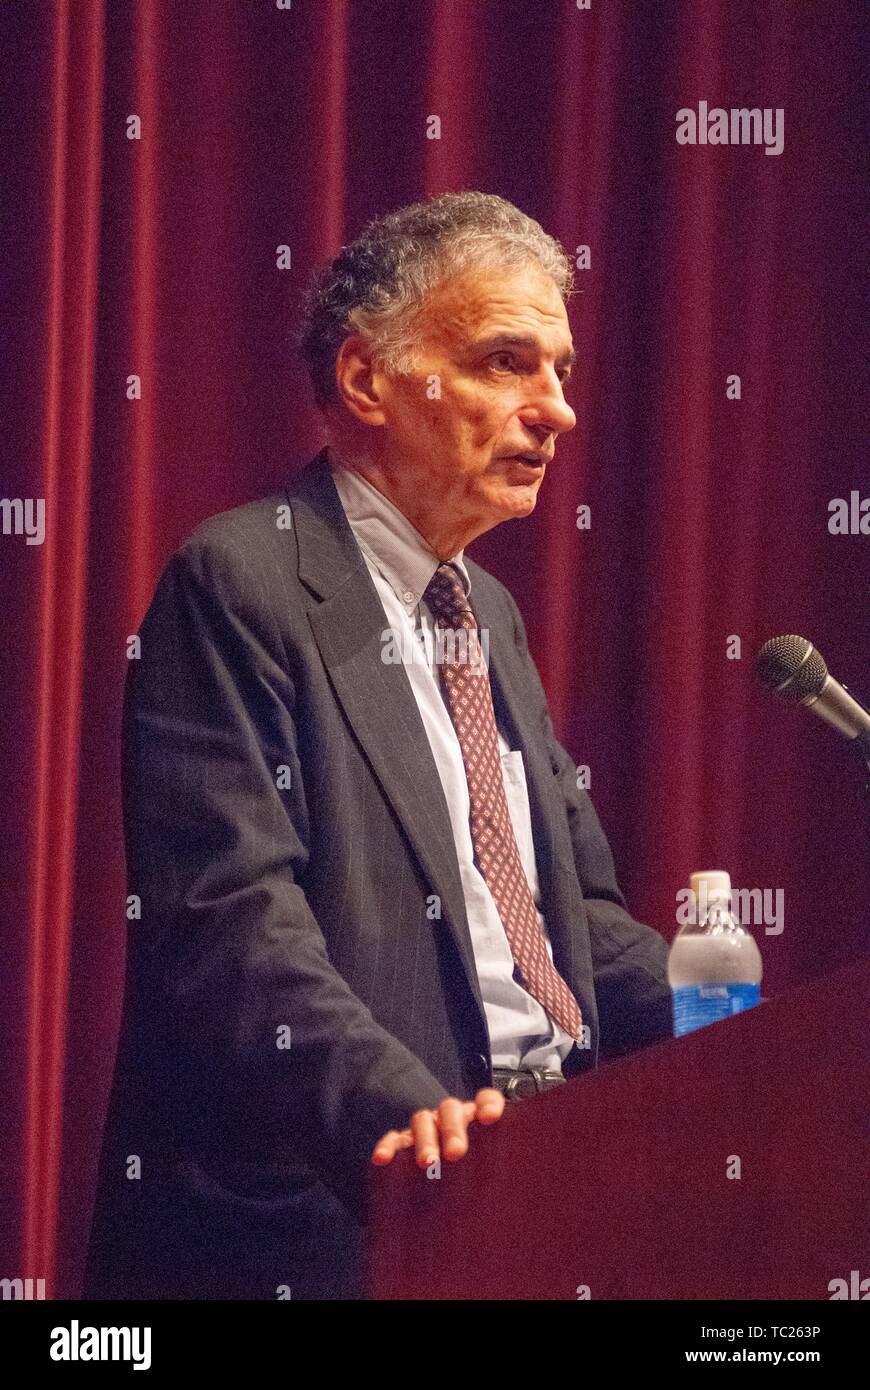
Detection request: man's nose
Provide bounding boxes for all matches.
[524,377,576,439]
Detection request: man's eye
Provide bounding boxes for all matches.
[487,352,516,372]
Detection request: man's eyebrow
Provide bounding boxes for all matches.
[471,334,577,369]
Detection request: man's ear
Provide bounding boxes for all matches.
[334,335,387,427]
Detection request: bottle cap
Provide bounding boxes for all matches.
[689,869,732,903]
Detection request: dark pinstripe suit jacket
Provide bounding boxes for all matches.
[84,447,671,1300]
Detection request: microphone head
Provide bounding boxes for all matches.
[755,635,829,703]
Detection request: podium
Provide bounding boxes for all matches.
[367,960,868,1299]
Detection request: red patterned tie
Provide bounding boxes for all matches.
[424,562,583,1042]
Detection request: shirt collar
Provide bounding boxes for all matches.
[329,452,471,614]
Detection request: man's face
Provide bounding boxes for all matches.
[372,261,577,542]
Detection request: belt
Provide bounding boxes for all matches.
[490,1066,567,1101]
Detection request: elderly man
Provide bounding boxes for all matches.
[85,192,672,1303]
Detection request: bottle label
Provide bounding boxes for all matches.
[671,982,760,1037]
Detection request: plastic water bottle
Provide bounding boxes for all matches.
[668,870,763,1037]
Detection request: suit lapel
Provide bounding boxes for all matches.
[287,451,487,1023]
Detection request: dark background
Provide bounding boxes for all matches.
[0,0,866,1298]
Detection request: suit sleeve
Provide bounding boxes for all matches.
[504,591,674,1059]
[123,534,449,1223]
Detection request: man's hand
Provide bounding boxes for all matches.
[371,1089,506,1167]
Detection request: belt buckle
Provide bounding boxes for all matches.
[505,1069,540,1101]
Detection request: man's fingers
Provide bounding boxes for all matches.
[410,1107,441,1167]
[434,1097,471,1161]
[474,1087,506,1123]
[372,1089,504,1167]
[371,1129,401,1164]
[370,1128,413,1165]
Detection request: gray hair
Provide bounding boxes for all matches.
[297,191,575,409]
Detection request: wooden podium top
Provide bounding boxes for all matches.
[367,959,869,1299]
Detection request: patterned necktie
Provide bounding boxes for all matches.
[424,562,583,1042]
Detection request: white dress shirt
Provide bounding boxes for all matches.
[330,455,575,1073]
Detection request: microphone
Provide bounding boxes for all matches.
[755,635,870,750]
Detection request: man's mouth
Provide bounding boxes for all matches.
[505,454,547,472]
